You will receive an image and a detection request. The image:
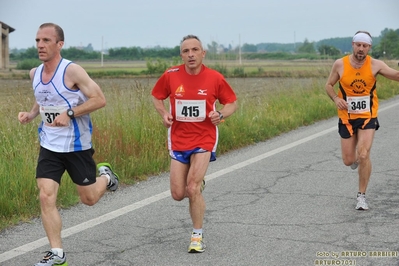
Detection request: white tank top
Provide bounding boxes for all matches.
[33,59,93,152]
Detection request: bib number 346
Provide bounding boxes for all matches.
[347,96,370,114]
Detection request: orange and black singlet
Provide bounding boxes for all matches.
[337,55,378,122]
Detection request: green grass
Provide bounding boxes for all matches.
[1,62,398,231]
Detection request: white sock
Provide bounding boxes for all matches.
[98,167,111,184]
[192,229,203,235]
[100,173,111,184]
[51,248,64,258]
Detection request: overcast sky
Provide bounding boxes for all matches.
[1,0,398,51]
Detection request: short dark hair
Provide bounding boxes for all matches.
[180,34,203,51]
[39,23,64,42]
[181,34,201,44]
[354,30,371,38]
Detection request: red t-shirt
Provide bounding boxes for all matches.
[152,64,237,151]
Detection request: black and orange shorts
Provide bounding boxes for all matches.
[338,117,379,139]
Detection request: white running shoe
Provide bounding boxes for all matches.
[34,250,67,266]
[97,162,119,191]
[355,194,368,210]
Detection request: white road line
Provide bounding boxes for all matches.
[1,99,398,263]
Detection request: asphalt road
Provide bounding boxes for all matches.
[1,96,399,266]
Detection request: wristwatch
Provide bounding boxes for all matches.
[66,108,75,119]
[217,111,224,120]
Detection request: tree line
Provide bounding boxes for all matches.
[10,28,398,67]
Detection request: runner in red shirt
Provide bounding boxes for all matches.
[152,35,237,253]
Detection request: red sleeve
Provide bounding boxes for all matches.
[151,72,170,100]
[217,76,237,105]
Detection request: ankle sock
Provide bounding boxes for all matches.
[192,228,203,235]
[51,248,64,258]
[100,173,110,184]
[357,192,365,197]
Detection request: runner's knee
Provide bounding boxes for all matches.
[171,190,185,201]
[342,158,353,166]
[80,195,99,206]
[357,146,370,162]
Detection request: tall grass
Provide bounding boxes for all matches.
[0,72,398,231]
[92,79,170,183]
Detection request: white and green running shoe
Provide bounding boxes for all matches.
[97,162,119,191]
[34,251,67,266]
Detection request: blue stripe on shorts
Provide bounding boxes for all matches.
[169,147,216,164]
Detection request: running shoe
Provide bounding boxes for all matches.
[355,193,368,210]
[97,162,119,191]
[200,179,206,193]
[34,251,67,266]
[188,233,206,253]
[350,161,359,170]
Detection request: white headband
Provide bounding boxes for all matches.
[352,32,372,45]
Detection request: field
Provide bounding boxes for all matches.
[2,59,334,79]
[1,59,398,231]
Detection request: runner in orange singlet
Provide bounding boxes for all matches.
[152,35,237,253]
[325,30,399,210]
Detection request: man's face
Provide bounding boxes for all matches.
[180,38,206,72]
[35,27,63,62]
[352,42,371,61]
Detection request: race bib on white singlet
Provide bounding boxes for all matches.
[347,96,370,114]
[175,99,206,122]
[40,106,67,125]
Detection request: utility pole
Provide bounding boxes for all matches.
[101,36,104,67]
[239,34,242,65]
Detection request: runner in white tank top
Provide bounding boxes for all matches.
[18,23,120,266]
[33,58,92,152]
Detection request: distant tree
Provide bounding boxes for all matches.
[316,37,352,54]
[297,39,316,53]
[257,42,295,53]
[318,44,341,56]
[108,46,143,60]
[241,43,257,53]
[84,44,94,52]
[22,47,38,59]
[207,41,218,54]
[371,28,399,59]
[61,47,100,60]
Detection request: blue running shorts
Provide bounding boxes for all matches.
[169,147,216,164]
